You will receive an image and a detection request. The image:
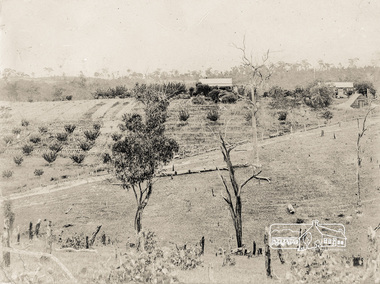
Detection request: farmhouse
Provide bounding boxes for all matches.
[327,82,354,98]
[299,220,347,250]
[198,78,233,90]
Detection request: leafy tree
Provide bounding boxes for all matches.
[303,83,334,109]
[354,81,376,96]
[112,90,178,237]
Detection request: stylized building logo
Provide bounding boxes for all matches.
[269,220,347,250]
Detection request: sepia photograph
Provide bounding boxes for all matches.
[0,0,379,283]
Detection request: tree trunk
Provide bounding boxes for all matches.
[234,196,243,248]
[134,206,143,234]
[250,86,259,168]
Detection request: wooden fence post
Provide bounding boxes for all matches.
[200,236,205,255]
[264,227,272,278]
[3,219,11,267]
[252,241,256,255]
[29,222,33,240]
[46,221,52,254]
[35,219,41,238]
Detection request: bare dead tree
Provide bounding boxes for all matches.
[356,106,377,204]
[233,36,274,168]
[217,134,270,248]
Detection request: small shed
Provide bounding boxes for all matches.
[350,93,369,108]
[198,78,233,90]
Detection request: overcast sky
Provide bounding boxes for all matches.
[1,0,380,77]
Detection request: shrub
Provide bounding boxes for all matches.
[322,110,333,121]
[79,141,93,151]
[93,123,101,131]
[3,136,13,145]
[70,153,85,164]
[111,132,122,142]
[64,124,76,134]
[29,134,41,144]
[13,156,23,166]
[278,111,287,121]
[42,151,58,164]
[12,127,21,135]
[56,132,68,142]
[208,89,220,102]
[192,95,206,105]
[220,93,238,103]
[304,84,334,109]
[2,170,13,178]
[189,86,195,96]
[66,95,72,101]
[49,142,63,153]
[22,143,34,155]
[195,83,212,97]
[34,169,44,177]
[21,119,29,127]
[206,109,220,121]
[102,152,112,164]
[244,111,252,122]
[179,109,190,121]
[84,129,100,141]
[170,243,203,270]
[38,126,48,134]
[354,81,376,96]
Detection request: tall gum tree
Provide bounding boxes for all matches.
[111,89,178,241]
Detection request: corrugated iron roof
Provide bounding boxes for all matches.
[199,78,233,87]
[333,82,354,88]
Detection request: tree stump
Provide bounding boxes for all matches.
[86,236,89,249]
[101,233,106,245]
[252,241,256,256]
[264,227,272,278]
[16,225,20,244]
[321,130,324,137]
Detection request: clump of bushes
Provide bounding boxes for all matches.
[49,142,63,153]
[111,132,122,142]
[84,129,100,141]
[278,111,287,121]
[303,83,334,109]
[79,141,93,151]
[38,126,48,134]
[22,143,34,155]
[178,109,190,121]
[56,132,68,142]
[93,123,101,131]
[64,124,76,134]
[206,109,220,121]
[2,170,13,179]
[195,83,212,97]
[13,156,23,166]
[29,134,41,144]
[42,151,58,164]
[70,153,85,164]
[102,153,112,164]
[220,92,238,103]
[34,169,44,177]
[21,119,29,127]
[208,89,220,103]
[321,110,333,121]
[12,127,21,135]
[192,95,206,105]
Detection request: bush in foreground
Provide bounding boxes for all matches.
[38,126,48,134]
[111,132,122,142]
[29,134,41,144]
[34,169,44,177]
[12,127,21,135]
[56,132,68,142]
[22,143,34,155]
[70,153,85,164]
[64,124,76,134]
[178,109,190,121]
[206,109,220,121]
[84,129,100,141]
[13,156,23,166]
[79,141,94,151]
[49,142,63,153]
[42,151,58,164]
[2,170,13,179]
[21,119,29,127]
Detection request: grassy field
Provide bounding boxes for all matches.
[0,99,379,282]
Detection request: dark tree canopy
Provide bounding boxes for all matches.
[354,81,376,96]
